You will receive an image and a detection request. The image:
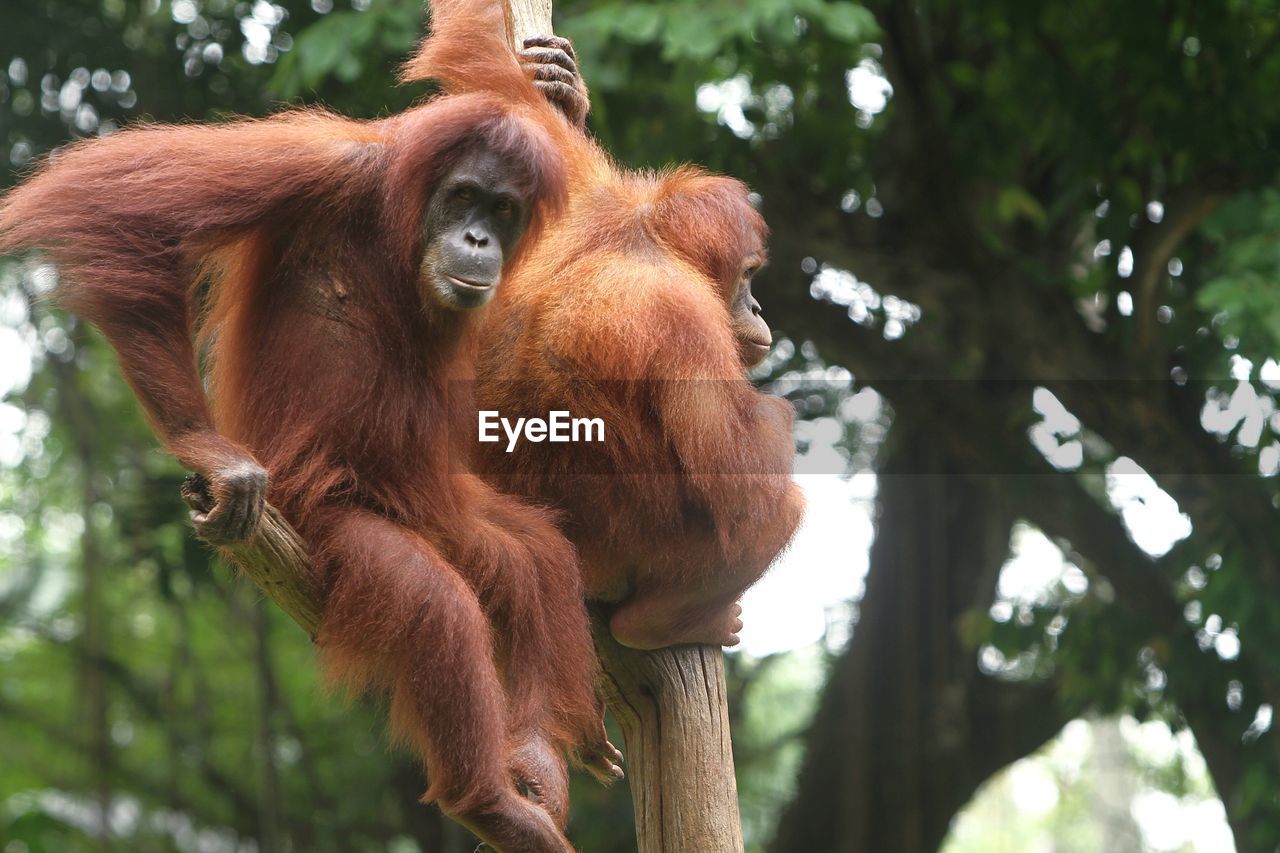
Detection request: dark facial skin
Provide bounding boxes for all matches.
[420,148,531,311]
[732,259,772,366]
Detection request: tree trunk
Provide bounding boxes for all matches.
[56,330,114,848]
[772,406,1073,852]
[252,598,283,851]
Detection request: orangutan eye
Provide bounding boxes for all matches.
[453,186,477,203]
[494,197,514,217]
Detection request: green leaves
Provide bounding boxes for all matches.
[995,186,1048,228]
[816,2,876,43]
[270,0,421,100]
[566,0,877,62]
[1196,190,1280,355]
[607,5,664,43]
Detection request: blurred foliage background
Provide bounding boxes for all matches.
[4,0,1280,851]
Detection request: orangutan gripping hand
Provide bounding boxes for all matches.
[520,35,590,128]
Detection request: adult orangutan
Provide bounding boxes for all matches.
[0,5,620,850]
[407,23,806,650]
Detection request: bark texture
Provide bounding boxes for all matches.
[596,626,745,853]
[771,411,1074,852]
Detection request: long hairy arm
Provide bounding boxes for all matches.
[0,112,379,539]
[401,0,556,116]
[0,111,378,430]
[645,296,805,571]
[0,112,376,320]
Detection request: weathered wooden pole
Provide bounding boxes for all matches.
[503,0,555,46]
[594,626,745,852]
[186,3,746,849]
[181,476,322,637]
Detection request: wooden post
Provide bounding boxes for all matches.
[181,476,321,637]
[504,0,554,47]
[185,3,747,849]
[595,624,745,853]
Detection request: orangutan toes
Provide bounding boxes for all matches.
[610,597,746,650]
[579,732,625,785]
[691,601,744,648]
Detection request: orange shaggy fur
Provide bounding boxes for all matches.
[440,86,807,648]
[0,3,610,850]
